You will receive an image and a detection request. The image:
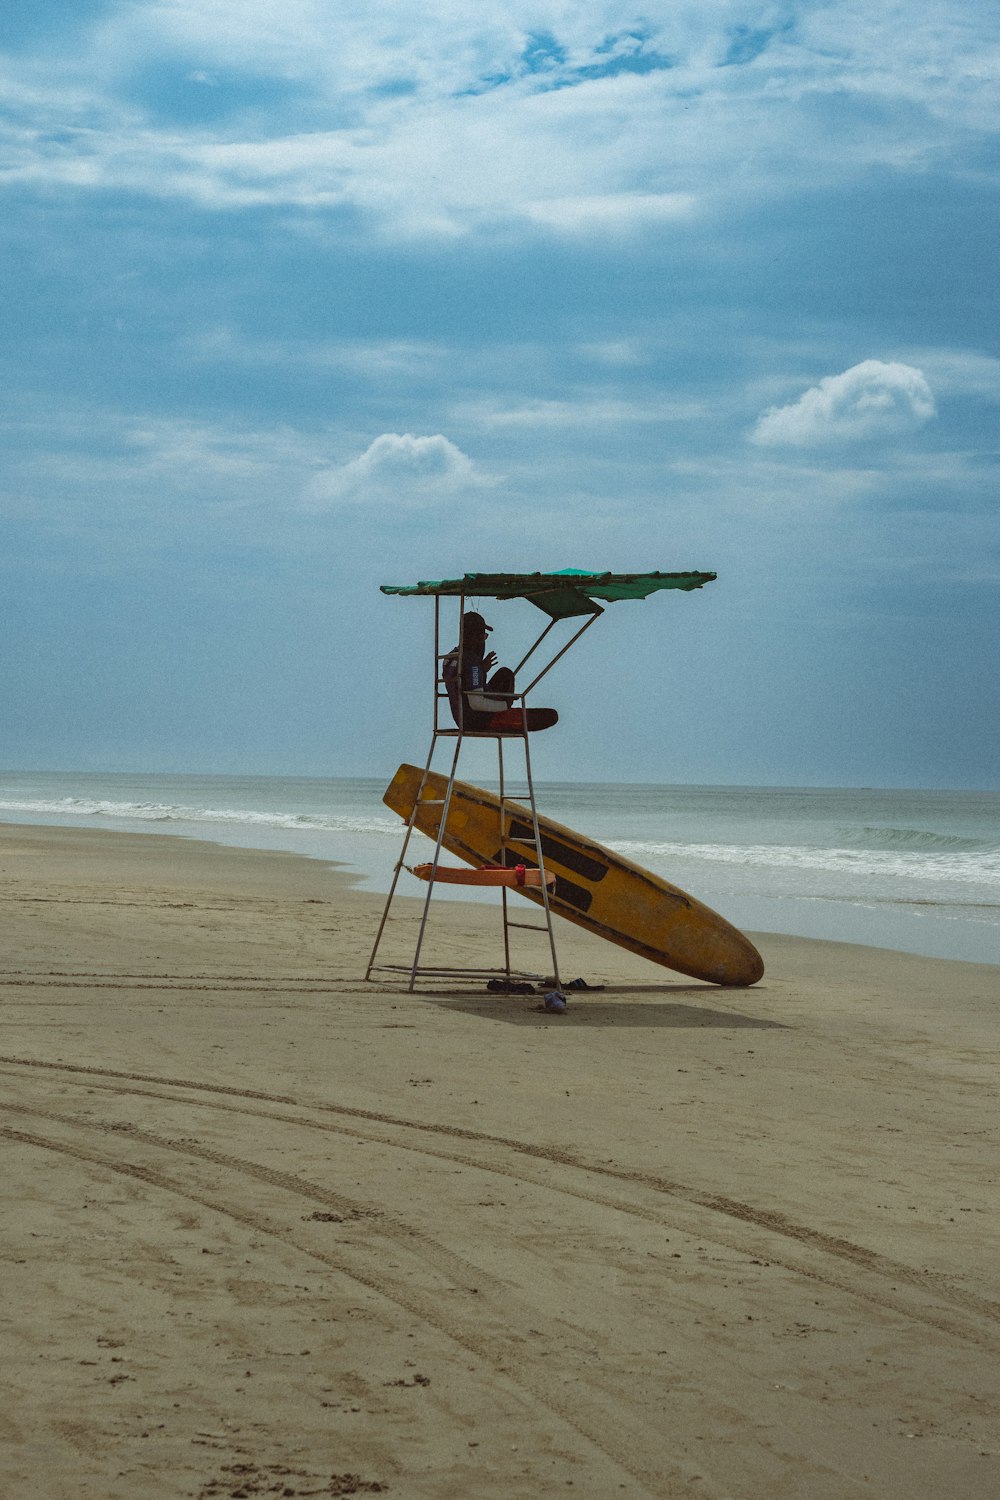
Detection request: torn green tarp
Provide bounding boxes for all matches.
[380,568,716,620]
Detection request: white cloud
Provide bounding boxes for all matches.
[182,326,449,377]
[523,192,696,233]
[305,432,486,507]
[750,360,936,447]
[457,395,704,428]
[576,339,648,366]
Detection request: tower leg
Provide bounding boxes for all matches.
[521,721,562,994]
[365,734,441,981]
[497,736,512,978]
[407,734,463,991]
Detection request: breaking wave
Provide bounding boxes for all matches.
[837,825,997,853]
[610,838,1000,888]
[0,796,397,837]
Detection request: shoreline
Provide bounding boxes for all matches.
[2,820,998,1498]
[2,807,996,970]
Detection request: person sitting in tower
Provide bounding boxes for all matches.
[441,612,558,733]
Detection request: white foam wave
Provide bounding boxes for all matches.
[610,839,1000,888]
[0,796,397,837]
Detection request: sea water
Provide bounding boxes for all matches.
[1,769,997,966]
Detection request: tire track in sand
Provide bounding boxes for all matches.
[2,1054,998,1349]
[0,1109,705,1500]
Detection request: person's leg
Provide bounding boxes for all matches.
[463,666,515,727]
[485,667,515,706]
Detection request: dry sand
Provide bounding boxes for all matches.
[1,822,997,1500]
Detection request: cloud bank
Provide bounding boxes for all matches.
[750,360,936,447]
[2,3,997,237]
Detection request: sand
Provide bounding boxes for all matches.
[1,822,997,1500]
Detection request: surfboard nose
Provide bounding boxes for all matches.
[709,940,766,987]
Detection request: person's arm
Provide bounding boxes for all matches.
[466,655,514,713]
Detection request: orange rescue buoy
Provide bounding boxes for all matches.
[411,862,555,888]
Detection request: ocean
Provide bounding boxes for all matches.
[1,769,997,967]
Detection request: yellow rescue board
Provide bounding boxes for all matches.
[385,764,764,987]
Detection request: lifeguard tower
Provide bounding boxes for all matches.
[365,568,718,997]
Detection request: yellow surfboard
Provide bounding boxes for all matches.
[384,764,764,987]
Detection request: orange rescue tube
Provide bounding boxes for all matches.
[411,862,555,888]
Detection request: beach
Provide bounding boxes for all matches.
[1,822,998,1499]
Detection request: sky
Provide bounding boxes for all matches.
[1,1,998,788]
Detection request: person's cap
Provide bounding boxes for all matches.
[462,610,492,633]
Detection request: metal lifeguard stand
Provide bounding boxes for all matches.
[365,569,716,993]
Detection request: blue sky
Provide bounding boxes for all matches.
[1,1,998,787]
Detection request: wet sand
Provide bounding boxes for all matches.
[1,822,997,1499]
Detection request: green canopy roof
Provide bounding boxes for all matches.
[381,568,716,620]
